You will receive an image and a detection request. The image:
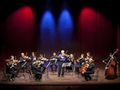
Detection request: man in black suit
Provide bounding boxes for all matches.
[82,58,95,81]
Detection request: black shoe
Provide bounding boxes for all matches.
[88,77,92,80]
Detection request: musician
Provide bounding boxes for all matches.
[75,54,85,73]
[30,52,37,62]
[66,54,74,72]
[38,54,48,73]
[6,56,19,81]
[31,60,42,81]
[82,58,95,81]
[85,52,92,64]
[57,50,67,77]
[103,53,117,78]
[50,52,58,72]
[20,53,29,73]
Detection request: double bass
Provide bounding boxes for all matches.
[104,49,119,77]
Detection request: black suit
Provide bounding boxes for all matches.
[6,64,19,79]
[84,62,95,81]
[31,63,42,81]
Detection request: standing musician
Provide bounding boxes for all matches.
[50,52,58,72]
[31,60,42,81]
[57,50,68,77]
[75,54,85,74]
[6,56,19,81]
[103,49,118,79]
[38,54,48,74]
[81,57,95,81]
[30,52,37,63]
[85,52,91,64]
[66,54,74,72]
[20,53,30,73]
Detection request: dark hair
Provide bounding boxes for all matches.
[109,53,112,56]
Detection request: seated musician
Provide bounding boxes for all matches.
[66,54,74,72]
[20,53,29,73]
[38,54,48,74]
[82,58,95,81]
[31,60,42,81]
[6,56,19,81]
[103,53,117,78]
[50,52,58,72]
[75,54,85,73]
[57,50,67,77]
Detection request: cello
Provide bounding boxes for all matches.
[104,49,119,78]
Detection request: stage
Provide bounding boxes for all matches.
[0,66,120,85]
[0,0,120,89]
[0,68,120,90]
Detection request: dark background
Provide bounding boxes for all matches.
[0,0,120,61]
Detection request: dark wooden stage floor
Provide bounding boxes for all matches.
[0,68,120,85]
[0,63,120,90]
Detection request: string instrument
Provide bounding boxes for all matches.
[80,57,93,76]
[6,59,20,68]
[117,62,119,77]
[50,55,58,64]
[80,63,89,76]
[62,53,69,57]
[33,60,41,67]
[105,49,119,77]
[21,53,30,68]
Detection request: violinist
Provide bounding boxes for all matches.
[75,54,85,74]
[57,50,67,77]
[85,52,91,64]
[82,57,95,81]
[20,53,30,73]
[38,54,48,74]
[31,60,42,81]
[66,54,74,72]
[30,52,37,62]
[50,52,58,72]
[6,56,19,81]
[103,53,117,78]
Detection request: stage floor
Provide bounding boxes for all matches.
[0,68,120,85]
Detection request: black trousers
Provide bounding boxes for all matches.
[50,63,57,72]
[58,62,64,77]
[35,72,42,81]
[32,70,42,81]
[20,62,30,73]
[84,71,93,81]
[40,64,46,73]
[114,65,117,77]
[75,65,80,73]
[9,70,16,79]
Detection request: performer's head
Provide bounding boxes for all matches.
[61,50,65,54]
[53,52,56,56]
[109,53,113,57]
[40,54,43,58]
[81,54,84,58]
[32,52,35,56]
[21,53,24,56]
[87,52,90,56]
[70,54,74,58]
[89,57,94,63]
[10,55,14,60]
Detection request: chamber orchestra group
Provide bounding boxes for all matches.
[5,49,119,82]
